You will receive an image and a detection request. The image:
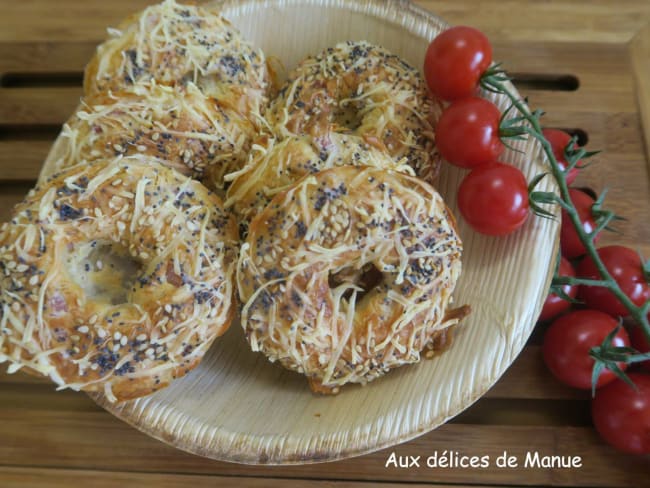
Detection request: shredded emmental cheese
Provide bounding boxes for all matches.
[48,81,256,189]
[267,41,443,182]
[237,166,466,392]
[0,157,238,402]
[84,0,269,117]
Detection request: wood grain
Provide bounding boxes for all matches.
[1,0,649,43]
[0,409,644,487]
[0,467,495,488]
[629,23,650,172]
[0,88,79,124]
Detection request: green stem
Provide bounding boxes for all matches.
[483,77,650,344]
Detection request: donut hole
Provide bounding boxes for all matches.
[66,240,143,305]
[328,262,384,301]
[332,100,364,132]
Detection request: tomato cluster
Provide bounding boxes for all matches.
[539,240,650,454]
[539,185,650,455]
[424,25,650,455]
[424,26,530,236]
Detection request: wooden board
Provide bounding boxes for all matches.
[0,0,649,486]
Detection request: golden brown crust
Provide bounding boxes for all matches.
[267,41,443,182]
[84,0,269,118]
[225,135,414,225]
[0,158,239,402]
[237,166,465,392]
[46,82,256,190]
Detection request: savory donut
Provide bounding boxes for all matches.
[267,41,442,181]
[237,166,468,393]
[84,0,269,117]
[225,134,414,224]
[0,157,238,402]
[43,82,256,189]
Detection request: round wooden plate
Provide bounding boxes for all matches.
[43,0,559,465]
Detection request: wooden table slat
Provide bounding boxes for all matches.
[0,409,644,487]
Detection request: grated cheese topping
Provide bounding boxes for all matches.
[267,41,443,183]
[0,157,239,402]
[47,81,256,190]
[237,166,466,391]
[84,0,269,118]
[225,135,414,226]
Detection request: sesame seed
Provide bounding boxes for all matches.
[114,331,122,341]
[29,275,39,286]
[120,336,128,346]
[136,334,147,341]
[78,326,89,334]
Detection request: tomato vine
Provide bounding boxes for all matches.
[479,69,650,389]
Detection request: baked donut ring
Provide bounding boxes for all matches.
[237,166,467,393]
[267,41,442,181]
[84,0,268,117]
[225,135,414,224]
[0,157,238,402]
[43,82,256,189]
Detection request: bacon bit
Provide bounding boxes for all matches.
[307,377,340,395]
[166,261,183,287]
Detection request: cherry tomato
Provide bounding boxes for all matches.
[436,97,504,169]
[539,256,578,322]
[629,324,650,372]
[424,26,492,101]
[542,128,581,184]
[577,246,650,317]
[457,162,529,235]
[560,189,600,258]
[543,310,629,390]
[592,373,650,454]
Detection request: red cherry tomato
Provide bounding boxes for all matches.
[629,324,650,371]
[560,189,600,258]
[543,310,630,390]
[577,246,650,317]
[542,128,581,184]
[457,162,529,236]
[436,97,504,169]
[424,26,492,101]
[539,256,578,322]
[592,373,650,454]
